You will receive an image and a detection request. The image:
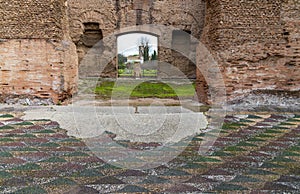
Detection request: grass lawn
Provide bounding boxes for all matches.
[118,69,157,77]
[94,80,196,99]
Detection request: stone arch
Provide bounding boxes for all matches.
[116,25,162,38]
[116,30,160,78]
[86,24,215,104]
[74,21,104,75]
[80,22,103,48]
[80,10,104,23]
[70,10,116,42]
[117,31,160,39]
[168,16,198,79]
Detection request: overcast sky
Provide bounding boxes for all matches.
[117,33,158,57]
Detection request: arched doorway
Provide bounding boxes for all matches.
[76,22,104,78]
[116,32,159,78]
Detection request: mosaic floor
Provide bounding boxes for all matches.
[0,112,300,193]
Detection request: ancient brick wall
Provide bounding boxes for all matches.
[151,0,205,79]
[0,0,65,40]
[0,0,78,103]
[68,0,206,78]
[198,0,300,104]
[1,0,299,104]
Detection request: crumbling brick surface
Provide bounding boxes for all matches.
[0,39,78,103]
[0,0,65,40]
[0,0,78,103]
[0,0,299,104]
[68,0,205,78]
[198,0,300,104]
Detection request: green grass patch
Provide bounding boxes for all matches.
[94,80,195,99]
[142,69,157,77]
[118,69,158,77]
[118,73,134,77]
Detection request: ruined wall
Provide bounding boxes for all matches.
[1,0,299,104]
[0,0,78,103]
[68,0,206,78]
[151,0,205,79]
[68,0,117,78]
[0,0,64,40]
[198,0,300,104]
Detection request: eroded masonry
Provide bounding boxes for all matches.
[0,0,299,104]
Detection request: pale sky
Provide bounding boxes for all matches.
[117,33,158,57]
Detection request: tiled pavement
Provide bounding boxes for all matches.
[0,112,300,193]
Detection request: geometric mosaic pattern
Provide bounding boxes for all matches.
[0,112,299,193]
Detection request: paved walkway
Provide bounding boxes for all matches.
[0,111,300,193]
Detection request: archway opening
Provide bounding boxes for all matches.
[76,22,104,78]
[81,22,103,48]
[171,30,196,79]
[117,32,158,78]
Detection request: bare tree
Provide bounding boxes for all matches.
[138,36,151,47]
[137,36,151,62]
